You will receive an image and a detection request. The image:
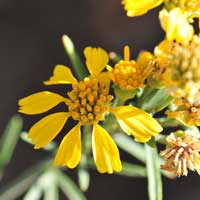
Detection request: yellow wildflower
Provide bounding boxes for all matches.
[166,97,200,126]
[19,46,162,174]
[159,8,194,44]
[153,36,200,97]
[107,46,154,90]
[122,0,163,17]
[160,130,200,176]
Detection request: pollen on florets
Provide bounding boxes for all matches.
[65,77,113,125]
[160,131,200,177]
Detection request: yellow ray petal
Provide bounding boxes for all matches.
[111,106,163,143]
[84,47,109,76]
[123,0,163,17]
[54,123,81,168]
[92,124,122,174]
[18,91,66,115]
[28,112,70,149]
[91,71,111,93]
[44,65,77,85]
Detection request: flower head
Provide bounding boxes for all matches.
[166,97,200,126]
[160,130,200,176]
[108,46,153,90]
[19,46,162,174]
[153,36,200,97]
[159,8,194,44]
[122,0,163,17]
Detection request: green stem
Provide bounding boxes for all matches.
[62,35,87,80]
[145,140,163,200]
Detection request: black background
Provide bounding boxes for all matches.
[0,0,200,199]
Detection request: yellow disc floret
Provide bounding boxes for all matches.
[111,46,153,90]
[66,78,113,125]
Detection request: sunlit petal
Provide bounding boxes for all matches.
[111,106,163,142]
[54,123,81,168]
[92,123,122,174]
[18,91,66,115]
[28,112,70,149]
[44,65,77,85]
[84,47,109,76]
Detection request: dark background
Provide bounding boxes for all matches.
[0,0,200,199]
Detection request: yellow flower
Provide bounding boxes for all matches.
[122,0,163,17]
[160,130,200,176]
[19,46,162,174]
[153,36,200,97]
[166,97,200,126]
[159,8,194,44]
[107,46,154,90]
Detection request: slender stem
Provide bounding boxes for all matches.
[62,35,87,80]
[145,139,163,200]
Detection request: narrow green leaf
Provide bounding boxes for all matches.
[114,134,175,179]
[62,34,87,80]
[145,141,162,200]
[78,168,90,192]
[0,160,51,200]
[56,170,87,200]
[137,87,173,113]
[23,180,43,200]
[114,134,146,163]
[116,162,146,177]
[0,115,23,168]
[157,117,180,127]
[42,170,59,200]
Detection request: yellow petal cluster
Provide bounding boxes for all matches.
[19,46,162,174]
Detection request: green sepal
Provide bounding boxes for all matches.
[113,84,139,102]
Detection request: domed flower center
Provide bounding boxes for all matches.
[65,77,113,125]
[112,46,148,90]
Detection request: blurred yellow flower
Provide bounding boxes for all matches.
[107,46,153,90]
[153,36,200,97]
[19,46,162,174]
[166,97,200,126]
[160,130,200,176]
[122,0,163,17]
[159,8,194,44]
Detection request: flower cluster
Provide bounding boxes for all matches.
[18,0,200,178]
[19,45,162,174]
[121,0,200,177]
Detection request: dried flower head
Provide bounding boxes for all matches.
[160,130,200,176]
